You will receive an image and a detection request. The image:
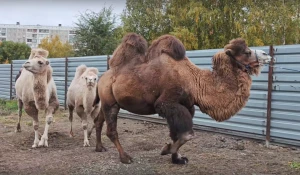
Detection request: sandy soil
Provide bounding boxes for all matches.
[0,109,300,175]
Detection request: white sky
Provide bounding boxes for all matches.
[0,0,126,27]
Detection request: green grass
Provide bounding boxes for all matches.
[0,99,18,116]
[289,162,300,169]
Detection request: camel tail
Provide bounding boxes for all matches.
[147,35,186,61]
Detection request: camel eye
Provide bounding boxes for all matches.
[94,78,96,81]
[85,77,87,80]
[38,61,43,65]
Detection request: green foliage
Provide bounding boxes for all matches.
[122,0,300,49]
[289,161,300,169]
[122,0,171,42]
[38,35,74,58]
[0,99,18,116]
[0,41,31,63]
[74,7,121,56]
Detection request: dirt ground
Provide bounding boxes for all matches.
[0,109,300,175]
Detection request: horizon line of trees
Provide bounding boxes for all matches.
[1,0,299,63]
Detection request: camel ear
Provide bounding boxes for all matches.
[46,61,49,65]
[225,49,234,56]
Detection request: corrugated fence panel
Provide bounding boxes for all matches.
[0,64,11,99]
[49,58,66,105]
[12,60,24,99]
[270,45,300,145]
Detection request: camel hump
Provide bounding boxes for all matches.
[147,35,186,61]
[29,48,49,59]
[109,33,148,68]
[74,64,87,79]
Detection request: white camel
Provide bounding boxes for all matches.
[67,64,100,147]
[15,48,59,148]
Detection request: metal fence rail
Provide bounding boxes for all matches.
[1,44,300,147]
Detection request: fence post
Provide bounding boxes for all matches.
[266,45,275,147]
[64,57,68,110]
[10,63,13,100]
[107,55,110,70]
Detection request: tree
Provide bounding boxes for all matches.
[0,41,31,63]
[74,7,121,56]
[38,35,74,58]
[121,0,171,42]
[122,0,300,50]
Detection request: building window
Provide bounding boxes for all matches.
[27,39,32,42]
[69,30,76,34]
[0,33,6,36]
[32,34,37,38]
[39,29,49,33]
[0,38,6,41]
[33,29,37,33]
[27,29,33,32]
[32,39,37,43]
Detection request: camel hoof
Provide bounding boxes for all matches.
[172,154,188,164]
[160,143,171,155]
[83,140,90,147]
[32,139,40,148]
[95,145,107,152]
[120,152,133,164]
[38,137,48,147]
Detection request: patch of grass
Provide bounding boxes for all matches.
[289,162,300,169]
[0,99,19,116]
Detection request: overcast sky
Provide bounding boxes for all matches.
[0,0,126,27]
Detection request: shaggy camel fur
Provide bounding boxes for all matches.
[67,65,100,147]
[94,33,271,164]
[15,48,59,148]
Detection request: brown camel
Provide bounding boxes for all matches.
[94,33,271,164]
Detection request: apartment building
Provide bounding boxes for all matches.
[0,22,76,48]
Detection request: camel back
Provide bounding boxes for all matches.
[109,33,148,68]
[146,35,186,61]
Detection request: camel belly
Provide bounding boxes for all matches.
[116,96,156,115]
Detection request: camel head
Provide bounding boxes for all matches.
[23,55,49,74]
[82,68,98,87]
[223,38,272,75]
[29,48,49,59]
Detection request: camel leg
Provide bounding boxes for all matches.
[68,105,74,137]
[103,103,132,164]
[88,124,95,139]
[88,106,99,139]
[24,102,39,148]
[15,99,23,132]
[95,108,107,152]
[155,102,194,164]
[38,94,59,147]
[76,106,90,147]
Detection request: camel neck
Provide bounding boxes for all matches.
[32,73,49,110]
[187,58,252,122]
[83,86,96,114]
